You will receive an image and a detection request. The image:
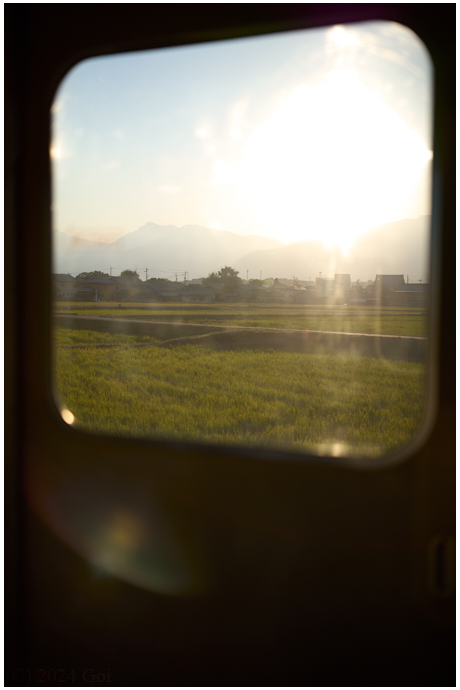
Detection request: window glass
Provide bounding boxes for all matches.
[52,21,433,459]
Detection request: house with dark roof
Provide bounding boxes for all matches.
[261,286,291,302]
[53,273,79,300]
[239,284,265,302]
[110,275,154,301]
[149,283,183,302]
[206,282,225,293]
[181,285,216,303]
[75,284,96,301]
[77,276,117,301]
[218,288,241,302]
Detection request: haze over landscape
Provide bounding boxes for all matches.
[51,21,433,279]
[55,216,430,282]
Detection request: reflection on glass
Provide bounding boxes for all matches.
[52,21,433,459]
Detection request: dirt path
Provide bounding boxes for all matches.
[55,313,426,340]
[55,315,427,362]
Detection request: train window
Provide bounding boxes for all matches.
[51,21,434,461]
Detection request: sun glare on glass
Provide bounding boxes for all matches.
[52,21,433,460]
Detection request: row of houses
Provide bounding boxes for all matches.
[53,273,220,303]
[313,274,429,307]
[53,273,429,307]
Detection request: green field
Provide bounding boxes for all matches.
[54,302,427,337]
[54,327,425,457]
[56,328,159,346]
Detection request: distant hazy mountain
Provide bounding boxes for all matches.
[234,216,431,283]
[54,223,283,277]
[54,232,109,262]
[54,217,430,282]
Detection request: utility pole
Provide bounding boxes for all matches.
[319,271,322,279]
[246,269,248,281]
[144,267,149,281]
[110,267,112,277]
[174,273,178,282]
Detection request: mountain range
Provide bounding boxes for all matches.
[54,217,431,282]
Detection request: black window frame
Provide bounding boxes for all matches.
[5,5,455,687]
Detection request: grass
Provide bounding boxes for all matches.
[54,329,426,457]
[55,328,159,346]
[53,302,427,337]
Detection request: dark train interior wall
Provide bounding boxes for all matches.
[5,5,455,687]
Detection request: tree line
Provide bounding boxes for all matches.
[75,266,269,287]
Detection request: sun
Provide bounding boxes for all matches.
[243,70,432,248]
[50,144,61,159]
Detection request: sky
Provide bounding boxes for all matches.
[51,20,433,250]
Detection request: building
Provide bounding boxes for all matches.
[366,275,405,304]
[148,282,183,302]
[333,274,351,303]
[294,287,318,304]
[334,274,351,290]
[181,285,216,303]
[239,284,266,302]
[111,275,149,301]
[389,283,429,307]
[315,278,335,296]
[373,275,405,290]
[52,273,80,300]
[77,276,117,301]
